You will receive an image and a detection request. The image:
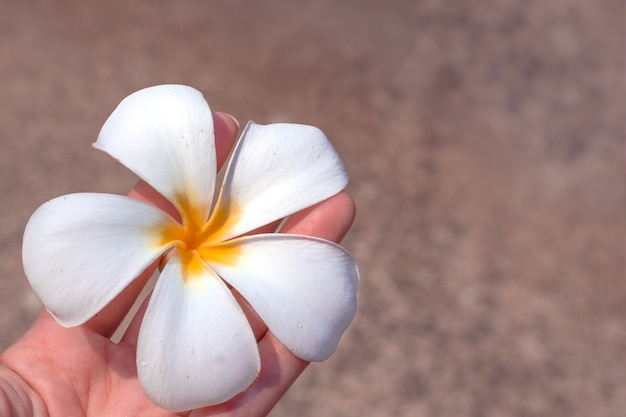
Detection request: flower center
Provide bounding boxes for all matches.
[160,200,242,281]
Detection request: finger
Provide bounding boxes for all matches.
[226,192,356,409]
[228,190,356,340]
[280,190,356,243]
[193,191,357,415]
[213,111,241,171]
[86,111,240,337]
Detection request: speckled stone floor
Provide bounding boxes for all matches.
[0,1,623,416]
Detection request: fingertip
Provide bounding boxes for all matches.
[213,111,240,168]
[280,190,357,243]
[218,111,240,130]
[335,190,357,229]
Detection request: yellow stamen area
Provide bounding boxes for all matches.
[158,197,243,282]
[197,241,242,266]
[179,250,207,280]
[202,196,242,244]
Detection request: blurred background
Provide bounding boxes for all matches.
[0,1,623,416]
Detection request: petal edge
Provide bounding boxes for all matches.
[94,85,217,225]
[137,253,260,411]
[208,234,359,361]
[22,193,176,326]
[207,122,348,241]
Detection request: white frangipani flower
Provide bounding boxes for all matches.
[22,84,359,412]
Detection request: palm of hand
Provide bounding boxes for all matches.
[3,312,179,417]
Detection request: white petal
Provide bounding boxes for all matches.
[22,193,177,327]
[206,122,348,241]
[206,234,359,361]
[94,85,216,225]
[137,252,260,411]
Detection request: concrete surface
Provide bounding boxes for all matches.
[0,1,623,416]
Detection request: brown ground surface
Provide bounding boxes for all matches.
[0,1,623,416]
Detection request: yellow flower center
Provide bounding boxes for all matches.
[160,197,242,281]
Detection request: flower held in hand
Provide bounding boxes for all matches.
[22,85,359,411]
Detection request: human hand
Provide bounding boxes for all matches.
[0,112,356,417]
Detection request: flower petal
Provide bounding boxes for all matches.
[94,85,216,225]
[137,253,260,411]
[205,234,359,361]
[206,122,348,241]
[22,193,177,327]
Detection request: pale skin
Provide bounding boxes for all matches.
[0,112,356,417]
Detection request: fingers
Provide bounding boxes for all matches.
[85,111,240,338]
[195,191,357,416]
[229,190,356,340]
